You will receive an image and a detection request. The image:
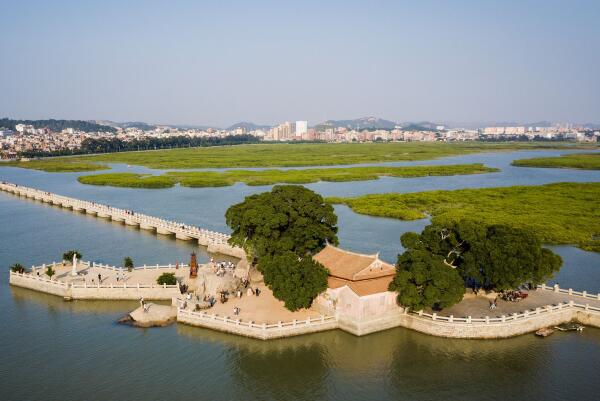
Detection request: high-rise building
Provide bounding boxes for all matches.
[295,120,308,136]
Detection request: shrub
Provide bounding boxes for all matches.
[63,250,82,261]
[10,263,25,273]
[124,257,134,272]
[157,272,177,286]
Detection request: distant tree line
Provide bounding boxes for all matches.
[18,134,261,158]
[0,118,116,133]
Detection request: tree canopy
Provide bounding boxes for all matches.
[225,185,337,311]
[226,185,338,260]
[390,221,563,310]
[390,248,465,311]
[260,252,329,311]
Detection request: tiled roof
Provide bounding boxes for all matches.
[313,244,395,281]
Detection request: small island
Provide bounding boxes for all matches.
[4,181,600,340]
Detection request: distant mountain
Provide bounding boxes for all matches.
[398,121,440,130]
[1,118,116,133]
[317,116,399,130]
[170,124,217,130]
[226,122,271,131]
[94,120,158,130]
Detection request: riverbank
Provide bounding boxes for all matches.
[512,152,600,170]
[76,164,498,189]
[328,182,600,252]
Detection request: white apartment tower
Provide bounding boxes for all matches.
[295,120,308,135]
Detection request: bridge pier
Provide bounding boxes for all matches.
[86,209,97,215]
[111,214,125,222]
[97,211,111,219]
[175,232,192,240]
[140,222,155,231]
[156,227,174,236]
[125,219,139,227]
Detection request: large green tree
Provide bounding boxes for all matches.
[455,222,562,290]
[392,221,563,309]
[390,237,465,311]
[260,252,329,311]
[225,185,336,311]
[226,185,338,260]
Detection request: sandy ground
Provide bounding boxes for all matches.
[180,281,320,324]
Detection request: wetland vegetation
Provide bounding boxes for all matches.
[327,182,600,252]
[512,152,600,170]
[3,141,597,172]
[76,164,498,188]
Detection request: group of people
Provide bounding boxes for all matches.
[211,258,236,277]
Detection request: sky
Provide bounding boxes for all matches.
[1,0,599,127]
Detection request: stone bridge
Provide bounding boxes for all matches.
[0,181,245,259]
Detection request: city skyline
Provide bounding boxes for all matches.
[2,1,599,126]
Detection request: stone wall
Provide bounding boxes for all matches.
[9,272,179,300]
[70,285,180,300]
[9,272,69,297]
[177,309,338,340]
[337,303,600,339]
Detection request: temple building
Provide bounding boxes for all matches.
[313,244,400,320]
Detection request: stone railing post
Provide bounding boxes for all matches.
[432,313,437,321]
[501,315,506,322]
[485,316,490,324]
[449,315,453,322]
[467,316,471,324]
[568,288,573,295]
[554,283,559,292]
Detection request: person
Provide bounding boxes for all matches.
[233,306,240,316]
[140,297,145,308]
[98,273,102,283]
[255,287,261,297]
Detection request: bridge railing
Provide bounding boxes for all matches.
[538,283,600,300]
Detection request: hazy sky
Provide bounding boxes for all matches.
[1,0,599,127]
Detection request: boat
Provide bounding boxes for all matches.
[535,327,554,337]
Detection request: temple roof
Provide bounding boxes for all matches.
[327,276,394,297]
[313,244,395,282]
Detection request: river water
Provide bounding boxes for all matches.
[1,149,599,401]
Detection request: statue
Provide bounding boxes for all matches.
[71,253,78,276]
[189,252,198,278]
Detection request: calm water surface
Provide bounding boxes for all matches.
[1,149,599,401]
